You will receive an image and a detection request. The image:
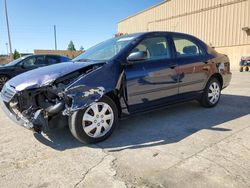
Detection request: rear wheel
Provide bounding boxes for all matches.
[69,96,118,144]
[245,67,249,71]
[240,67,243,72]
[200,78,221,108]
[0,75,9,90]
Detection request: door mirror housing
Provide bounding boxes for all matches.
[127,51,147,62]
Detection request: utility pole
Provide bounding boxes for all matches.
[54,25,57,50]
[4,0,13,60]
[5,43,9,56]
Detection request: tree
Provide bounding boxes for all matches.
[67,41,76,51]
[13,49,20,60]
[79,46,84,51]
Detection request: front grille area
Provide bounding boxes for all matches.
[1,84,17,103]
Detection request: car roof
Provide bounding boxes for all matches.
[117,31,204,43]
[24,54,70,58]
[119,31,196,37]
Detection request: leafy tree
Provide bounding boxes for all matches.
[79,46,84,51]
[13,49,20,60]
[67,41,76,51]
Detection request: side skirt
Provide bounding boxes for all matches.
[120,91,203,119]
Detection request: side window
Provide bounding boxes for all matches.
[46,56,60,64]
[22,57,37,67]
[173,37,203,58]
[132,37,171,60]
[34,56,45,65]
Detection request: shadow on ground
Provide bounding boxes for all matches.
[34,94,250,151]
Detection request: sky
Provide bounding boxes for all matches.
[0,0,163,54]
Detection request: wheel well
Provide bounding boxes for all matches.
[210,73,223,88]
[0,74,10,79]
[105,90,122,117]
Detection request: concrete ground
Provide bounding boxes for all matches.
[0,71,250,188]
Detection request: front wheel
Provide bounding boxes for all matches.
[69,96,118,144]
[199,78,221,108]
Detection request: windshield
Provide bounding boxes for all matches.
[73,36,135,62]
[5,56,28,66]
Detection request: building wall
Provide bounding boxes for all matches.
[216,44,250,69]
[118,0,250,70]
[0,56,11,65]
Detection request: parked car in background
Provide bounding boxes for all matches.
[0,55,71,89]
[239,56,250,72]
[0,32,232,144]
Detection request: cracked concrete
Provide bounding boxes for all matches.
[0,71,250,188]
[74,154,109,188]
[75,155,126,188]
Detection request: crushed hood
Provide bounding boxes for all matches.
[8,61,104,91]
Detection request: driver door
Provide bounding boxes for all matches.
[124,36,179,112]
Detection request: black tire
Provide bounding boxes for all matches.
[240,67,244,72]
[69,95,118,144]
[245,67,249,72]
[0,75,10,90]
[199,78,221,108]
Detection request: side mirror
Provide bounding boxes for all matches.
[127,51,147,62]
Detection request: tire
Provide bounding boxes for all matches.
[240,67,243,72]
[199,78,221,108]
[245,67,249,72]
[0,75,10,91]
[69,95,118,144]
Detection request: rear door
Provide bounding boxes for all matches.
[171,34,211,94]
[125,35,179,112]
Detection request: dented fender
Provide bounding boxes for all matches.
[63,62,125,114]
[63,85,105,114]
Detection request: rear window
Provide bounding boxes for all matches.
[173,37,204,58]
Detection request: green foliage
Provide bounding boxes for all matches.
[79,46,84,51]
[13,49,20,60]
[67,41,76,51]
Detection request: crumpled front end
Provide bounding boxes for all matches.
[0,84,34,129]
[0,83,66,132]
[0,61,121,133]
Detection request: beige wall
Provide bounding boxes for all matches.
[216,45,250,70]
[118,0,250,47]
[118,0,250,70]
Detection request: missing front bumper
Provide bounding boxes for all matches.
[0,93,34,130]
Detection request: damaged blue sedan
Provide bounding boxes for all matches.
[0,32,232,143]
